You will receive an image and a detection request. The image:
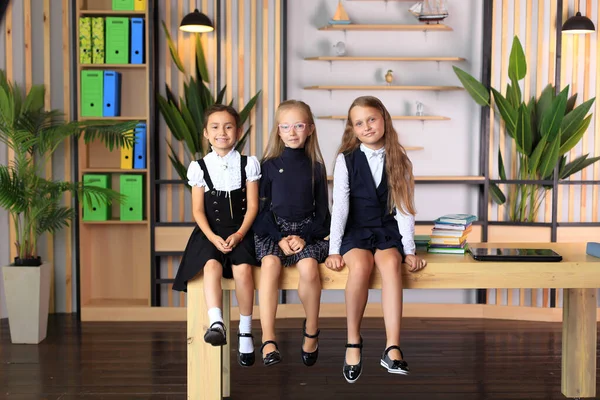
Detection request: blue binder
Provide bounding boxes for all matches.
[103,70,121,117]
[133,122,147,169]
[130,18,144,64]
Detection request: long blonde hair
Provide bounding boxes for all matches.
[263,100,326,173]
[337,96,416,215]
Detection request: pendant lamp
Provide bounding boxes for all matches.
[179,8,214,33]
[562,1,595,35]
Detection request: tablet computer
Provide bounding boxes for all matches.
[469,247,562,262]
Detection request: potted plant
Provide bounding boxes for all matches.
[453,36,600,222]
[0,70,135,344]
[157,23,261,184]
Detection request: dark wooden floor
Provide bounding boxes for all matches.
[0,315,598,400]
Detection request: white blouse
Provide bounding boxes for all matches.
[187,148,261,192]
[329,144,416,256]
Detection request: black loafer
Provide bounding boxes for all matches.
[380,345,410,375]
[343,336,363,383]
[237,332,255,367]
[203,321,227,346]
[301,319,320,367]
[260,340,282,366]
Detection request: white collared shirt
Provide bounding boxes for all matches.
[187,147,261,191]
[329,144,416,255]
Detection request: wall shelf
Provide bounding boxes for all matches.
[326,175,485,182]
[78,116,147,121]
[318,24,452,31]
[305,56,465,62]
[82,219,149,225]
[81,168,148,173]
[318,115,450,121]
[305,85,464,91]
[80,63,147,69]
[79,10,146,16]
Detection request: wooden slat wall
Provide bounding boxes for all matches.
[158,0,283,306]
[488,0,600,308]
[0,0,73,313]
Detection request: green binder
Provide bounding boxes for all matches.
[81,70,103,117]
[112,0,134,10]
[91,17,105,64]
[106,17,129,64]
[82,174,111,221]
[120,174,144,221]
[79,17,92,64]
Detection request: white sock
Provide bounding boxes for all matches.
[238,314,254,353]
[208,307,224,331]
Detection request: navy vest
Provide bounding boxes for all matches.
[343,149,397,231]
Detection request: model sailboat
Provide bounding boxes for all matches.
[329,0,351,25]
[409,0,449,24]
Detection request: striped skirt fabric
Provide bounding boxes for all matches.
[254,216,329,267]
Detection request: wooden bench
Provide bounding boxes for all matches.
[187,242,600,400]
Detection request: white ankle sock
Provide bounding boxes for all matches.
[238,314,254,353]
[208,307,224,330]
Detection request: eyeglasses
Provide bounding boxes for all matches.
[278,123,309,133]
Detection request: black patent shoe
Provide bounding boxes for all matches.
[203,321,227,346]
[237,332,255,367]
[260,340,282,366]
[301,319,320,367]
[380,345,410,375]
[343,336,363,383]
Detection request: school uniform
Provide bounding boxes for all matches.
[329,144,415,257]
[253,147,330,266]
[172,148,261,292]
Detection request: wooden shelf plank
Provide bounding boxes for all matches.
[318,115,450,121]
[305,85,463,91]
[79,10,146,16]
[305,56,465,62]
[80,63,147,69]
[78,116,147,121]
[318,24,452,31]
[81,168,148,173]
[326,175,485,182]
[82,219,149,225]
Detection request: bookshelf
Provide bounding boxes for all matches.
[75,0,153,319]
[318,24,452,31]
[305,56,465,62]
[304,85,464,91]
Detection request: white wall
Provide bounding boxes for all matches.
[286,0,483,304]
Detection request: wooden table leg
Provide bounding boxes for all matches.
[561,288,597,398]
[222,290,231,398]
[188,276,223,400]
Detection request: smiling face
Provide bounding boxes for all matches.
[277,108,314,149]
[349,106,386,150]
[203,110,241,154]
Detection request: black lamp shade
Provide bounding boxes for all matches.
[562,11,595,34]
[179,9,214,33]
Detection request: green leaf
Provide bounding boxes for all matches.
[236,126,252,153]
[161,20,186,74]
[239,91,262,125]
[561,97,594,141]
[559,154,600,180]
[491,88,517,137]
[489,183,506,205]
[535,84,554,130]
[539,130,561,179]
[453,66,490,106]
[526,96,540,147]
[195,33,210,84]
[508,36,527,81]
[540,88,567,142]
[515,104,533,155]
[559,114,592,155]
[498,149,507,180]
[215,86,227,104]
[529,136,547,174]
[506,82,521,108]
[566,93,578,113]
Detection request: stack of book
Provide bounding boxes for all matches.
[427,214,477,254]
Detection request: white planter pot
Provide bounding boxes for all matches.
[1,262,52,344]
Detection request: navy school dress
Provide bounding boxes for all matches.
[340,149,405,258]
[253,147,330,267]
[172,156,258,292]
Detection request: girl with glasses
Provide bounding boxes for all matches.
[253,100,330,367]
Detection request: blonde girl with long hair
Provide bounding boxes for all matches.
[325,96,427,383]
[253,100,330,367]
